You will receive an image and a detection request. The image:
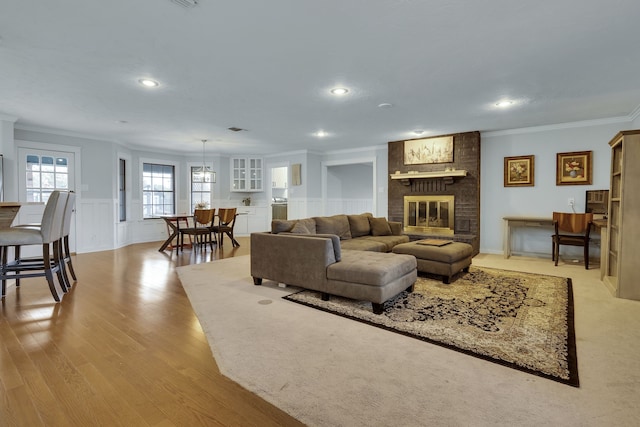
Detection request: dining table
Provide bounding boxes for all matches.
[158,213,192,252]
[0,202,22,229]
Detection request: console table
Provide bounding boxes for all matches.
[502,216,554,258]
[503,216,607,263]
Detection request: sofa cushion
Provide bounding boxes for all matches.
[341,238,386,252]
[280,233,342,261]
[271,219,296,234]
[314,215,352,240]
[347,213,373,237]
[328,250,416,286]
[290,218,316,234]
[392,241,473,264]
[369,217,392,236]
[358,235,410,252]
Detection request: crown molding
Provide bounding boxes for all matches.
[482,115,633,137]
[323,143,387,156]
[14,123,120,143]
[13,123,194,156]
[0,113,19,123]
[264,149,310,158]
[629,103,640,122]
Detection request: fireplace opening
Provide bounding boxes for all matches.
[404,195,454,235]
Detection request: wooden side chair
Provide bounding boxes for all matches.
[551,212,593,269]
[211,208,240,247]
[179,209,216,252]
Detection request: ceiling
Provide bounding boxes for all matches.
[1,0,640,155]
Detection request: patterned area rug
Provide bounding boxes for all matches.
[284,266,579,387]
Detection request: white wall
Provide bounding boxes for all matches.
[325,163,374,215]
[322,145,388,217]
[480,120,628,257]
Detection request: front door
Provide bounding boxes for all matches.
[17,148,76,256]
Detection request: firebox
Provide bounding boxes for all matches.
[404,195,455,235]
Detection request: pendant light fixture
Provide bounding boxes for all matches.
[197,139,215,183]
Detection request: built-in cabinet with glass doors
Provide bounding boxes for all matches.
[231,157,263,192]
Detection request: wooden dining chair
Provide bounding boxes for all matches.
[211,208,240,247]
[551,212,593,269]
[179,209,216,252]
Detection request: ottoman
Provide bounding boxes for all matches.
[325,250,417,314]
[392,241,473,284]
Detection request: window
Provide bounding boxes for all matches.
[119,158,126,222]
[142,163,175,218]
[26,154,69,203]
[190,166,213,211]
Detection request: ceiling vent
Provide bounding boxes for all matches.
[170,0,198,8]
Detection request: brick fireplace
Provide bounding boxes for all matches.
[388,131,480,255]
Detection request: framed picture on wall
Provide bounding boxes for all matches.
[504,155,535,187]
[556,151,592,185]
[404,136,454,165]
[291,163,302,186]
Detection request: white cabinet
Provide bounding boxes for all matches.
[272,167,288,188]
[234,206,268,235]
[231,157,263,192]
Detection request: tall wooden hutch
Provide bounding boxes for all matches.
[603,129,640,300]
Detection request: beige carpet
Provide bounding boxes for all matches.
[176,254,640,427]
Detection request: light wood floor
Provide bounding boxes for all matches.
[0,237,305,426]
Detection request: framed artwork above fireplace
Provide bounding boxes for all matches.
[404,136,454,165]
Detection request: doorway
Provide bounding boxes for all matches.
[322,158,377,216]
[270,165,288,220]
[17,146,77,256]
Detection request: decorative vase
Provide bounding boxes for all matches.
[569,170,577,178]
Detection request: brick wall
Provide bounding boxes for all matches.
[388,131,481,254]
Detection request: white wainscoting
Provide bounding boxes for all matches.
[287,198,320,219]
[76,197,375,253]
[78,198,171,253]
[76,198,115,253]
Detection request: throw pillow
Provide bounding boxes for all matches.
[368,217,392,236]
[314,215,352,240]
[271,219,296,234]
[347,213,373,237]
[290,218,316,234]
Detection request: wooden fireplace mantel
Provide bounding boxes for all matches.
[390,169,468,185]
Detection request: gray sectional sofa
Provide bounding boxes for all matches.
[250,213,416,314]
[269,212,410,251]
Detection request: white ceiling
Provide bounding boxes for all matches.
[1,0,640,155]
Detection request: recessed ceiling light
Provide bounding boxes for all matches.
[413,130,424,135]
[378,103,393,108]
[495,100,514,108]
[315,130,328,138]
[138,78,159,88]
[330,87,349,96]
[116,120,128,124]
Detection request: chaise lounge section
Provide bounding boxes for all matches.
[251,213,416,314]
